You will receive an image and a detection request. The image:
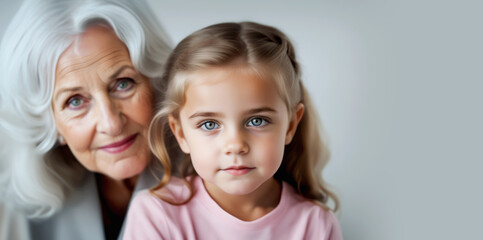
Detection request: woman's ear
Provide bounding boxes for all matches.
[168,114,190,154]
[58,134,66,145]
[285,103,305,145]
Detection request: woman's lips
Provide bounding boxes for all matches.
[99,134,137,154]
[222,166,255,176]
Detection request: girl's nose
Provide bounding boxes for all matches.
[223,128,249,155]
[95,96,125,136]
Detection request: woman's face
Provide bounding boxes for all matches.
[52,26,153,180]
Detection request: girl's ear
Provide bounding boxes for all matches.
[168,114,190,154]
[285,103,305,145]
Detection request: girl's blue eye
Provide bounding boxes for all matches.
[247,117,267,127]
[67,96,84,109]
[115,78,134,91]
[201,121,219,131]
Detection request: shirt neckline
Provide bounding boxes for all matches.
[193,176,289,230]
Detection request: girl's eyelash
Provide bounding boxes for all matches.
[195,117,272,127]
[247,116,272,124]
[196,120,219,128]
[197,120,221,131]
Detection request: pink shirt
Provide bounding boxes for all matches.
[123,176,342,240]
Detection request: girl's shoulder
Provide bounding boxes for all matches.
[281,182,343,239]
[281,181,339,224]
[132,176,191,207]
[125,177,198,239]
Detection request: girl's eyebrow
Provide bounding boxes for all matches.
[189,112,222,119]
[188,107,277,119]
[245,107,277,115]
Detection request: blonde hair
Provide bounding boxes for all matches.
[149,22,339,211]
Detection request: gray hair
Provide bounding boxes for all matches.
[0,0,171,218]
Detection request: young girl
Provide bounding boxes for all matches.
[123,22,342,240]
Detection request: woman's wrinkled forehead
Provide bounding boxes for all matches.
[69,25,118,57]
[56,25,126,78]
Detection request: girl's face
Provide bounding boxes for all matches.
[52,26,153,180]
[169,64,303,198]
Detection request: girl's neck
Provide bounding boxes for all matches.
[203,177,282,221]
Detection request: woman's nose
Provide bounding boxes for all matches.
[95,96,125,136]
[223,128,249,156]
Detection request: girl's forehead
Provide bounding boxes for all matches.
[181,65,287,111]
[171,63,291,112]
[184,64,272,86]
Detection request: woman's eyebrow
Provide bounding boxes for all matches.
[54,86,83,103]
[109,65,135,79]
[54,65,136,102]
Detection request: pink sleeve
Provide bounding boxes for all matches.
[305,208,343,240]
[122,191,170,240]
[327,211,343,240]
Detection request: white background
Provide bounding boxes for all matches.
[1,0,482,239]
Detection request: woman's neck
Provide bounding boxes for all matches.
[203,177,282,221]
[97,175,138,211]
[96,174,139,239]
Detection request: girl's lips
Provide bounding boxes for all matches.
[222,166,255,176]
[99,134,137,154]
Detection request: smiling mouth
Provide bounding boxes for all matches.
[222,166,255,176]
[99,134,137,154]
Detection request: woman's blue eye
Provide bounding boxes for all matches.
[67,97,84,109]
[247,117,267,127]
[116,78,134,91]
[201,121,219,131]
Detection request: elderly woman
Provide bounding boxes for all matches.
[0,0,174,239]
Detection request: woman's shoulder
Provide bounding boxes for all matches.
[0,203,30,240]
